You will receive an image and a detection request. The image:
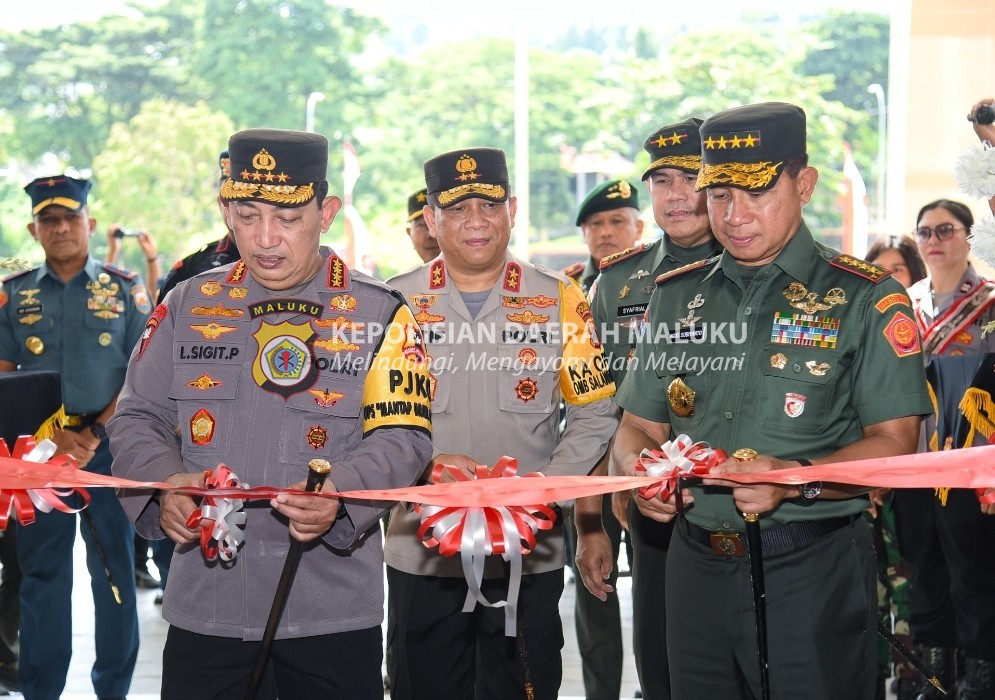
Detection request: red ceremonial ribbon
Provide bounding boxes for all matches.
[634,434,727,500]
[184,465,248,562]
[0,437,90,528]
[415,456,556,636]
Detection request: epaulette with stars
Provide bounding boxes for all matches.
[654,257,713,286]
[101,263,139,281]
[828,254,891,283]
[560,261,585,280]
[599,243,646,271]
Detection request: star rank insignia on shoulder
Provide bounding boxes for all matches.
[599,243,646,270]
[828,254,891,283]
[654,257,713,286]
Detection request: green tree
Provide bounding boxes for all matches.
[0,9,197,166]
[192,0,383,133]
[90,99,234,269]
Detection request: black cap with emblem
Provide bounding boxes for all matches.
[696,102,807,192]
[24,175,92,216]
[220,128,328,207]
[575,178,640,226]
[407,187,428,221]
[424,148,510,208]
[641,117,704,180]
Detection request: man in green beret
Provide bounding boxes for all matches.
[385,147,618,700]
[404,187,439,263]
[573,117,721,700]
[563,179,644,292]
[613,102,931,699]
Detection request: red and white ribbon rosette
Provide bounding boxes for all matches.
[185,464,248,562]
[416,456,557,636]
[0,436,90,528]
[634,434,728,500]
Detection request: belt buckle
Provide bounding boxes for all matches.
[63,415,82,427]
[710,531,745,557]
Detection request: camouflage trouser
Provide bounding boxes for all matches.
[866,496,916,680]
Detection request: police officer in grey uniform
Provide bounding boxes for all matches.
[0,175,149,700]
[109,129,433,699]
[614,103,932,699]
[574,117,720,700]
[385,147,619,700]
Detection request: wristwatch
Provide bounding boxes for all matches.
[798,481,823,500]
[795,458,821,501]
[90,421,107,442]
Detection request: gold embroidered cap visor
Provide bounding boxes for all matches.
[695,102,807,192]
[641,117,704,180]
[219,128,328,208]
[424,147,510,208]
[24,175,92,216]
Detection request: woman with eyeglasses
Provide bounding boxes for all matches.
[899,198,995,700]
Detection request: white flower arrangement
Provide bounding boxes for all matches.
[954,141,995,200]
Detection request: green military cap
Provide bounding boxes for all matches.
[219,128,328,207]
[424,148,509,208]
[24,175,91,216]
[407,187,428,222]
[696,102,807,191]
[641,117,704,180]
[575,178,640,226]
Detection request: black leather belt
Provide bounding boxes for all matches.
[681,514,856,557]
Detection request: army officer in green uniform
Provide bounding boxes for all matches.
[574,117,721,700]
[613,102,932,700]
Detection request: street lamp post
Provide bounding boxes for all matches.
[867,83,887,235]
[305,91,325,133]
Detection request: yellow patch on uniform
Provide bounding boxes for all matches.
[362,303,432,436]
[874,292,910,313]
[200,281,222,297]
[882,311,921,357]
[558,281,615,404]
[187,373,223,391]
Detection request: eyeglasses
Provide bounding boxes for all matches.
[913,223,965,242]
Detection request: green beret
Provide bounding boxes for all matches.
[424,148,509,208]
[407,188,427,222]
[575,179,640,226]
[641,117,704,180]
[219,128,328,207]
[24,175,91,216]
[696,102,807,191]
